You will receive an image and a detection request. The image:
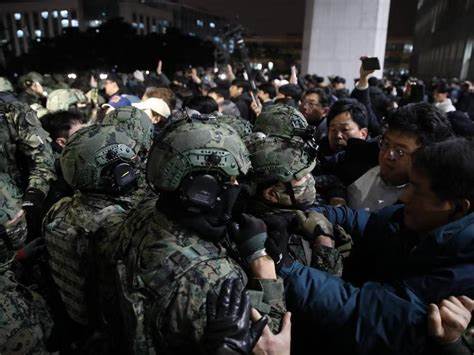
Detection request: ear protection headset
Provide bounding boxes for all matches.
[179,173,222,213]
[101,160,140,194]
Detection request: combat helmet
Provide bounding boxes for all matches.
[46,88,88,113]
[18,71,43,89]
[102,106,153,154]
[248,135,316,184]
[0,77,14,92]
[218,114,253,139]
[147,118,251,192]
[61,125,140,193]
[254,104,308,139]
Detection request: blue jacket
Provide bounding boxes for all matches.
[281,205,474,354]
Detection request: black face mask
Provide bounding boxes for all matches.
[159,178,249,242]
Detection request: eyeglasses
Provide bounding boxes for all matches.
[301,101,321,108]
[378,137,410,160]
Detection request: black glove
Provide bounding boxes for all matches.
[203,278,268,355]
[229,214,267,263]
[22,188,45,240]
[262,213,298,272]
[22,188,45,210]
[15,237,46,262]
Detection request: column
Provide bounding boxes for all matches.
[302,0,391,86]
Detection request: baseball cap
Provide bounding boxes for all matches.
[132,98,171,118]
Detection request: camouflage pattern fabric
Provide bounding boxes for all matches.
[46,88,88,113]
[102,106,154,155]
[116,198,286,354]
[0,270,52,355]
[218,114,253,139]
[60,125,140,192]
[253,104,308,139]
[0,77,14,92]
[247,135,316,184]
[43,191,136,326]
[18,72,43,89]
[147,119,251,192]
[0,102,55,224]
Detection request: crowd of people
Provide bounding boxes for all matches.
[0,56,473,355]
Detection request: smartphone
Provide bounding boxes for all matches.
[362,57,381,71]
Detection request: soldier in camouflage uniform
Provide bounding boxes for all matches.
[18,72,48,118]
[115,118,286,354]
[0,77,18,104]
[102,106,154,159]
[43,124,149,352]
[0,101,56,241]
[0,206,52,353]
[246,134,351,275]
[253,104,309,140]
[46,88,92,121]
[102,106,155,200]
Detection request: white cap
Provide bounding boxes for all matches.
[133,97,171,118]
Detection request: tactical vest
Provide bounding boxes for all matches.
[116,204,244,354]
[44,197,128,326]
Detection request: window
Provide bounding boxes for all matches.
[53,11,58,18]
[196,19,204,27]
[209,22,216,28]
[16,29,24,38]
[61,19,69,27]
[71,19,79,27]
[60,10,68,18]
[403,44,413,54]
[89,20,102,27]
[41,11,49,19]
[14,13,21,21]
[35,30,42,37]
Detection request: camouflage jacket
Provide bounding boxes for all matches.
[116,198,286,354]
[43,191,139,327]
[0,102,55,224]
[0,270,53,355]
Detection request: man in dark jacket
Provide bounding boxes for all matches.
[230,79,253,121]
[275,138,474,354]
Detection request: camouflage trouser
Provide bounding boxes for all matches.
[0,174,24,225]
[0,270,53,355]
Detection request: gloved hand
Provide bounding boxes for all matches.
[229,214,267,263]
[15,237,46,262]
[203,278,268,355]
[295,210,334,241]
[261,213,299,271]
[22,188,45,210]
[22,188,45,240]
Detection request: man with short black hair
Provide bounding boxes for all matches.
[434,82,456,113]
[40,110,87,211]
[270,137,474,355]
[348,102,454,211]
[299,88,330,139]
[103,73,122,100]
[208,87,241,116]
[230,79,253,120]
[275,84,302,108]
[257,83,276,110]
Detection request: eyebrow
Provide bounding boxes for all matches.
[384,136,410,150]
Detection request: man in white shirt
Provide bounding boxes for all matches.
[348,102,454,211]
